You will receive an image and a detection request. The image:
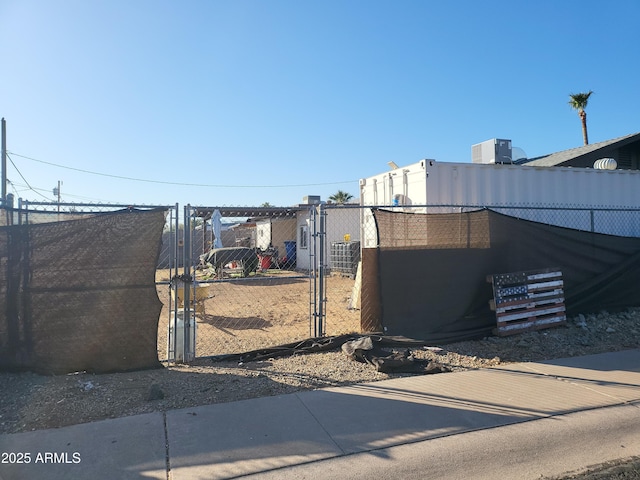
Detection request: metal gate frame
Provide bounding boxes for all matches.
[174,204,330,360]
[166,204,196,363]
[311,204,327,338]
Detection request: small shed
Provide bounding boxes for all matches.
[295,203,361,272]
[255,217,297,261]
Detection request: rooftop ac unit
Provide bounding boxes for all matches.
[472,139,513,164]
[302,195,321,204]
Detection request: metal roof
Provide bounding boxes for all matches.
[523,132,640,167]
[191,205,306,220]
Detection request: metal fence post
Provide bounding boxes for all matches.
[182,204,194,362]
[309,206,317,337]
[167,207,174,361]
[310,204,327,338]
[17,197,23,225]
[167,203,181,362]
[316,203,327,337]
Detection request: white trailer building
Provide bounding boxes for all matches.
[359,159,640,246]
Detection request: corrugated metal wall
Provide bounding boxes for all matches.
[361,160,640,210]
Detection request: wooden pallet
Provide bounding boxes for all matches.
[488,268,566,336]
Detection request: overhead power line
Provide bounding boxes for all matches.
[8,151,359,188]
[6,153,53,201]
[9,181,109,203]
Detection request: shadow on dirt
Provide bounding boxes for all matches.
[200,314,272,330]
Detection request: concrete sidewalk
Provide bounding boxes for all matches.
[1,349,639,480]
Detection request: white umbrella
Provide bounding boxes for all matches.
[212,209,223,249]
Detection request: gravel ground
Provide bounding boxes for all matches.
[1,308,639,437]
[547,456,640,480]
[0,308,640,480]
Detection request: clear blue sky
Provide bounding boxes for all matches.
[1,0,639,208]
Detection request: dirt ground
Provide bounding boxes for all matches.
[0,303,638,436]
[156,268,361,359]
[1,257,638,478]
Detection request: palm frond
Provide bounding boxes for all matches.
[328,190,354,204]
[568,91,594,110]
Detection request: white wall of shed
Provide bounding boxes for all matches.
[360,160,640,240]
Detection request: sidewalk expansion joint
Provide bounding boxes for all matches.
[293,392,347,455]
[163,411,172,480]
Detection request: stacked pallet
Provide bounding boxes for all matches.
[488,268,566,336]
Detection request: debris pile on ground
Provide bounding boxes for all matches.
[341,336,450,374]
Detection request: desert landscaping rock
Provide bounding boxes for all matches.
[1,307,639,434]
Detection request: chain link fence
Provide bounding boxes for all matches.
[0,201,172,373]
[5,200,640,366]
[173,205,316,360]
[2,200,179,366]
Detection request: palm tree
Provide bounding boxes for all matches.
[568,91,594,145]
[328,190,353,204]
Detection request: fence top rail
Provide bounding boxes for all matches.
[358,204,640,212]
[19,201,173,210]
[191,206,304,220]
[12,202,640,214]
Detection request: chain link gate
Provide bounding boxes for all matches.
[170,204,329,360]
[316,203,364,339]
[164,204,195,363]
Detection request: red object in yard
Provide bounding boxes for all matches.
[259,254,272,270]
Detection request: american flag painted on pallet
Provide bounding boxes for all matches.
[487,268,566,336]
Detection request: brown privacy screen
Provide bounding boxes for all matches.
[0,208,167,374]
[364,208,640,343]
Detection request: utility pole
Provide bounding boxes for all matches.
[53,181,62,213]
[1,117,6,205]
